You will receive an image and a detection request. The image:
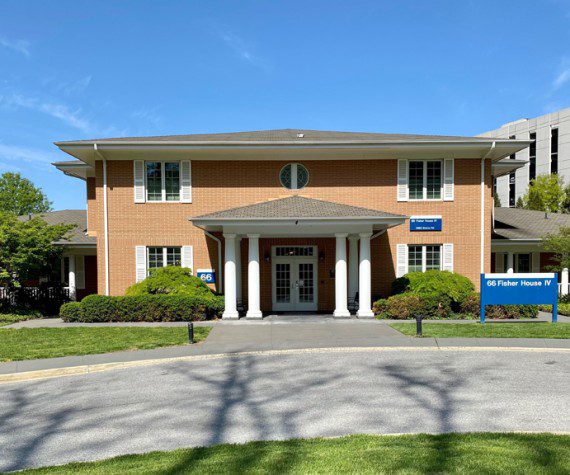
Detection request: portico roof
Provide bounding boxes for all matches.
[191,196,406,236]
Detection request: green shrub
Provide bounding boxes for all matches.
[374,293,451,319]
[125,266,214,297]
[391,271,475,306]
[59,302,83,322]
[459,293,538,319]
[60,294,224,323]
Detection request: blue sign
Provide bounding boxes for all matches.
[197,269,215,284]
[480,273,558,323]
[410,215,442,232]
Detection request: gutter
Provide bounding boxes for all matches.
[194,225,223,294]
[481,141,496,274]
[94,144,110,296]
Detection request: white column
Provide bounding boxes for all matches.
[333,233,350,318]
[68,255,77,301]
[506,253,514,274]
[357,233,374,318]
[562,268,569,296]
[246,234,262,319]
[235,236,242,303]
[348,235,359,301]
[222,234,239,319]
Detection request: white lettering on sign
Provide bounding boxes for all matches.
[487,279,551,287]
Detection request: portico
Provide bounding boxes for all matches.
[192,196,406,319]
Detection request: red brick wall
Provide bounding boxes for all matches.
[92,158,493,310]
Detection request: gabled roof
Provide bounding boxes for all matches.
[193,196,406,221]
[56,128,502,145]
[493,208,570,241]
[18,210,95,246]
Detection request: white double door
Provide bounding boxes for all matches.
[272,257,318,312]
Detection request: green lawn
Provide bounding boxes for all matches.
[0,326,211,362]
[19,433,570,474]
[391,322,570,338]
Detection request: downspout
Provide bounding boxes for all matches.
[94,144,110,296]
[481,142,496,274]
[194,225,223,293]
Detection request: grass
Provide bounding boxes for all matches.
[390,322,570,338]
[18,433,570,474]
[0,326,211,362]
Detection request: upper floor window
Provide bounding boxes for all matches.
[551,128,558,175]
[146,162,180,202]
[529,132,536,182]
[408,160,442,200]
[280,163,309,190]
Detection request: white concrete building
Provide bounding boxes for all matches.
[480,108,570,207]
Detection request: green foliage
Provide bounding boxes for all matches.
[125,266,213,297]
[59,302,83,322]
[493,193,501,207]
[521,174,568,213]
[562,184,570,213]
[0,172,51,216]
[515,197,524,208]
[373,293,452,319]
[0,212,73,287]
[61,294,224,322]
[485,304,538,319]
[391,271,475,306]
[542,227,570,270]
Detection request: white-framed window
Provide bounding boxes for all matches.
[279,163,309,190]
[146,162,180,202]
[408,244,442,272]
[408,160,442,200]
[147,246,182,274]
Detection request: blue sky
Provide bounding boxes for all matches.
[1,0,569,210]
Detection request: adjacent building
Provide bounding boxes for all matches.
[480,108,570,207]
[53,129,528,318]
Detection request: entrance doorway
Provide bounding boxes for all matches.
[272,246,318,312]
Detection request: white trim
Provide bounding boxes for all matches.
[135,246,147,283]
[409,215,442,220]
[134,160,145,203]
[145,161,183,203]
[396,244,408,277]
[182,245,193,272]
[443,158,454,201]
[180,160,192,203]
[397,159,408,201]
[407,159,444,201]
[102,155,110,295]
[442,243,453,272]
[484,273,555,279]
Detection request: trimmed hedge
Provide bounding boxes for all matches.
[391,271,474,307]
[125,266,214,297]
[60,294,224,322]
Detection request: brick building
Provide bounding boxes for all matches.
[53,129,529,318]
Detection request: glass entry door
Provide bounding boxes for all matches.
[272,247,318,312]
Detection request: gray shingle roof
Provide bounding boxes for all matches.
[493,208,570,240]
[193,196,406,221]
[56,128,501,145]
[18,210,95,245]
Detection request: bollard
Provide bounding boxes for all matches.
[415,314,423,337]
[188,322,194,344]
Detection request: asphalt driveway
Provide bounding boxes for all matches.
[0,347,568,471]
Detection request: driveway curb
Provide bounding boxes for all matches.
[2,345,569,384]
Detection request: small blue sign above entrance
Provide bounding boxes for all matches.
[197,269,216,284]
[410,215,442,232]
[480,273,558,323]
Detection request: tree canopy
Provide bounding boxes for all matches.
[0,172,52,216]
[0,212,72,287]
[520,174,569,214]
[542,227,570,271]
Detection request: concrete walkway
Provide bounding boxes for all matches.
[1,318,569,379]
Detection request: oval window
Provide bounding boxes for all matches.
[279,163,309,190]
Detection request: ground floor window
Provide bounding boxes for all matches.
[147,247,182,273]
[516,253,531,273]
[408,245,441,273]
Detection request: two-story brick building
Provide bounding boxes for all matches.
[53,129,528,319]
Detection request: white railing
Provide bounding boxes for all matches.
[559,282,569,296]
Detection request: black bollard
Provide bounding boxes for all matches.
[415,314,423,337]
[188,322,194,344]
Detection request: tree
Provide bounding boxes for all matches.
[0,212,72,287]
[521,174,567,213]
[562,184,570,214]
[542,227,570,271]
[0,172,52,216]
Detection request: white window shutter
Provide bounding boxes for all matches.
[75,255,85,289]
[397,160,409,202]
[182,245,194,273]
[396,244,408,277]
[443,159,454,201]
[134,160,146,203]
[532,252,540,273]
[180,161,192,203]
[442,243,454,271]
[135,246,147,282]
